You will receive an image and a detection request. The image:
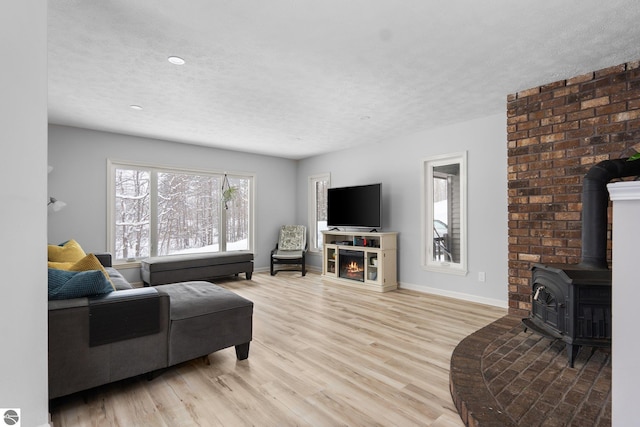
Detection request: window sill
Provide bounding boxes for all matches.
[113,260,141,270]
[422,264,468,276]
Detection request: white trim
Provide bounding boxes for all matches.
[398,281,508,309]
[107,158,116,257]
[608,181,640,201]
[308,172,330,253]
[112,261,141,269]
[253,265,322,274]
[107,157,251,177]
[421,151,468,275]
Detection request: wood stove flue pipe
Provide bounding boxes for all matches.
[581,158,640,269]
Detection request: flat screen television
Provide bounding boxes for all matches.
[327,183,382,230]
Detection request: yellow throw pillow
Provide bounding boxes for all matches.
[67,253,115,290]
[48,239,86,263]
[48,261,74,270]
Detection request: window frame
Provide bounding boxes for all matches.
[421,152,468,275]
[308,172,330,253]
[107,159,255,262]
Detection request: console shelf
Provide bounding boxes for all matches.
[322,230,398,292]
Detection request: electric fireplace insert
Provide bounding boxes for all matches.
[339,250,365,282]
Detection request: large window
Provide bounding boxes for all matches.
[308,173,330,252]
[422,152,467,275]
[109,161,254,261]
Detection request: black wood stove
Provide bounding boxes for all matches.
[523,158,640,367]
[524,264,611,367]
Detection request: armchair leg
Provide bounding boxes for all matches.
[302,254,306,276]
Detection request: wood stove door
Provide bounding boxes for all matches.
[531,277,566,336]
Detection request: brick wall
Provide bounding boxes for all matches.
[507,60,640,317]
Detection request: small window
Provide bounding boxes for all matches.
[308,173,330,252]
[422,152,467,275]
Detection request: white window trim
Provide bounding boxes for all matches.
[107,159,256,262]
[421,152,468,275]
[308,172,330,253]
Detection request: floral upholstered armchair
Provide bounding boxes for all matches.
[270,225,307,276]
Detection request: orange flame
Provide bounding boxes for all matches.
[346,261,363,273]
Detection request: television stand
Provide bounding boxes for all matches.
[321,230,397,292]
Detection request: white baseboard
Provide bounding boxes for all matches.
[253,266,322,274]
[398,281,508,309]
[248,270,506,308]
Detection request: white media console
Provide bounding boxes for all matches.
[321,230,398,292]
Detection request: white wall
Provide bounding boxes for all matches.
[0,1,50,426]
[298,114,508,307]
[48,125,298,279]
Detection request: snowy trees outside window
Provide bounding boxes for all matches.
[115,168,150,260]
[110,163,253,261]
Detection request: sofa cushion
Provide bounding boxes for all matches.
[104,267,133,290]
[156,281,253,321]
[48,239,86,263]
[48,268,114,300]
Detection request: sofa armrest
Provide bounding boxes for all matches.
[88,286,158,303]
[48,287,170,399]
[88,288,161,346]
[94,252,112,267]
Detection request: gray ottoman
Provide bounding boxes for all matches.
[155,281,253,366]
[141,251,254,286]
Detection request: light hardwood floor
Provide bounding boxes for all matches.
[50,272,506,427]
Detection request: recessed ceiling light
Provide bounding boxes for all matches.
[168,56,185,65]
[129,105,143,110]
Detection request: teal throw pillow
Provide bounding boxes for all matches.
[48,268,114,300]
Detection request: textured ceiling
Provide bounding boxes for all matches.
[48,0,640,159]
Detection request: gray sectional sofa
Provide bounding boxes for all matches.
[48,253,253,399]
